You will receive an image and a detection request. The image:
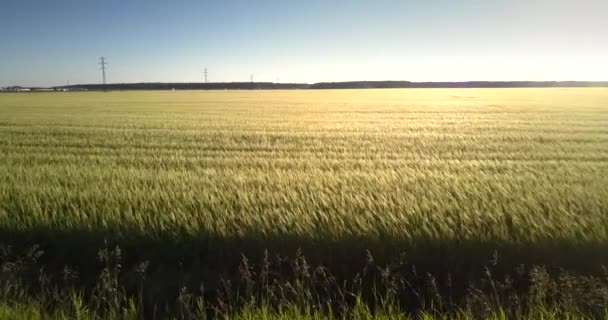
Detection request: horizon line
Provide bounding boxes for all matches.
[3,80,608,89]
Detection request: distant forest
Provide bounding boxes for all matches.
[52,81,608,91]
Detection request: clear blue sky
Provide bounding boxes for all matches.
[1,0,607,86]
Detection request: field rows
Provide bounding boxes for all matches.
[1,89,608,270]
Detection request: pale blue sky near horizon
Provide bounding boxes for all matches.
[1,0,607,87]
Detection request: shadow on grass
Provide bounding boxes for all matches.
[2,224,608,286]
[3,224,608,318]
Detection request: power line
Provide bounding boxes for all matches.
[99,57,108,86]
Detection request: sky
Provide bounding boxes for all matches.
[1,0,607,87]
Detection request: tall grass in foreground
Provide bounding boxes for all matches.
[2,245,608,319]
[2,301,606,320]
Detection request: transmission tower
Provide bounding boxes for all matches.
[99,57,108,86]
[203,67,208,83]
[250,74,254,83]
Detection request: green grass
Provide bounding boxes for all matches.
[1,296,607,319]
[1,88,608,317]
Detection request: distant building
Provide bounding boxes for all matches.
[5,86,30,92]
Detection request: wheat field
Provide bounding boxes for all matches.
[1,88,608,274]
